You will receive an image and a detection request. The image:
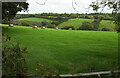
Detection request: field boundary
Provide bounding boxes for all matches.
[59,70,120,78]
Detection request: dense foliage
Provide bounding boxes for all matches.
[114,14,120,32]
[11,13,115,31]
[2,2,29,23]
[90,0,120,32]
[101,28,110,31]
[61,26,75,30]
[14,13,114,21]
[46,24,56,28]
[2,32,28,77]
[77,17,103,31]
[78,22,94,30]
[92,16,103,30]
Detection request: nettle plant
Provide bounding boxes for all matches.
[35,61,60,77]
[2,33,28,77]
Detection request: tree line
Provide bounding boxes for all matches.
[14,13,114,20]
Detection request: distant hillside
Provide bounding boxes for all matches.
[58,18,115,30]
[18,17,53,22]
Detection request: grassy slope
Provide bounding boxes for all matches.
[18,17,52,22]
[99,20,115,30]
[2,24,118,75]
[58,18,115,30]
[17,17,115,30]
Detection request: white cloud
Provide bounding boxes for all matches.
[18,0,112,14]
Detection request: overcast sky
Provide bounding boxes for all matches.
[18,0,112,14]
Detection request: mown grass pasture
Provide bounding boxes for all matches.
[16,17,115,31]
[58,18,115,30]
[2,24,118,75]
[18,17,53,22]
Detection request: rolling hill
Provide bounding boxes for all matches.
[58,18,115,30]
[18,17,53,22]
[2,24,118,75]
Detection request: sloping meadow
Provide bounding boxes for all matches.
[2,24,118,75]
[58,18,115,30]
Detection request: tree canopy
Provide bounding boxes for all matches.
[2,2,29,23]
[90,0,120,32]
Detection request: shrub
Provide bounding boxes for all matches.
[77,22,94,30]
[2,34,28,77]
[101,28,110,31]
[85,16,89,19]
[41,21,49,26]
[61,26,75,30]
[21,22,30,26]
[88,16,94,19]
[35,62,59,76]
[92,17,103,30]
[46,24,56,28]
[51,21,59,26]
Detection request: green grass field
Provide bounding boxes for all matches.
[58,18,115,30]
[2,24,118,75]
[18,17,53,22]
[17,17,115,30]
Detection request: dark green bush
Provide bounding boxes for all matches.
[61,26,75,30]
[21,22,30,26]
[11,20,42,27]
[92,17,103,30]
[51,21,60,26]
[46,24,56,28]
[77,22,94,30]
[2,34,28,77]
[85,16,89,19]
[101,28,110,31]
[41,21,50,26]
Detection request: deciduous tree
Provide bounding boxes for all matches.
[2,2,29,23]
[90,0,120,32]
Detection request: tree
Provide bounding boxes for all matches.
[41,21,49,26]
[92,16,103,30]
[90,0,120,32]
[90,1,120,77]
[2,2,29,23]
[61,26,75,30]
[78,22,94,30]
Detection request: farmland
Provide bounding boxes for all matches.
[15,17,115,30]
[58,18,115,30]
[2,24,118,75]
[18,17,53,23]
